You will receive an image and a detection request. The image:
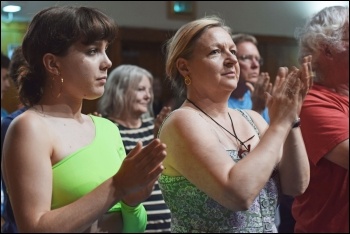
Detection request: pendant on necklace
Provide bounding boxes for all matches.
[238,144,251,158]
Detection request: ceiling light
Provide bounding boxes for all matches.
[3,5,21,13]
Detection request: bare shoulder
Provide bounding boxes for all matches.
[159,108,216,146]
[4,109,52,157]
[165,107,202,120]
[160,108,208,133]
[8,109,49,135]
[231,109,268,133]
[244,109,265,122]
[2,109,53,183]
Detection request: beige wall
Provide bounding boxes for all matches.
[2,1,347,38]
[1,21,28,55]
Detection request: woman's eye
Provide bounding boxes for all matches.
[210,49,220,55]
[88,49,97,55]
[230,50,237,56]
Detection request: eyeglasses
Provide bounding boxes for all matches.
[237,55,264,66]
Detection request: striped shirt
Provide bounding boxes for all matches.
[111,117,171,233]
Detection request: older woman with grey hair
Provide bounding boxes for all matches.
[292,5,349,233]
[98,64,172,233]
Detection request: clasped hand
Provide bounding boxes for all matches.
[265,55,313,126]
[114,139,167,206]
[248,72,272,113]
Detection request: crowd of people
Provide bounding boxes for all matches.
[0,4,348,233]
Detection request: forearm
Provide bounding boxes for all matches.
[278,127,310,196]
[227,124,289,208]
[18,178,123,233]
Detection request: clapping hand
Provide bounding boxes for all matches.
[265,66,302,126]
[300,55,313,100]
[266,55,313,124]
[90,111,102,117]
[154,106,172,138]
[248,72,272,114]
[115,139,167,206]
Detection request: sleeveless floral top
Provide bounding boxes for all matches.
[158,109,280,233]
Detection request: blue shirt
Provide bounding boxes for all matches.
[228,91,270,123]
[1,107,8,218]
[1,107,8,120]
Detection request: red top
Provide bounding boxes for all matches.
[292,84,349,233]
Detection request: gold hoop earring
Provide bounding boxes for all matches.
[184,76,191,86]
[57,77,63,98]
[51,73,63,98]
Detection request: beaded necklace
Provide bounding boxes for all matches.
[186,98,254,158]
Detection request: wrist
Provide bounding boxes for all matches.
[292,117,301,128]
[121,200,141,210]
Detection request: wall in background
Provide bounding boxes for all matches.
[1,21,28,55]
[3,1,337,113]
[1,1,348,37]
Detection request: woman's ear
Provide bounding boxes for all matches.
[176,58,189,77]
[43,53,60,75]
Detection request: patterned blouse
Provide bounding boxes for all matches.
[158,109,280,233]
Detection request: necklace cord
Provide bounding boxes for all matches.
[186,98,254,151]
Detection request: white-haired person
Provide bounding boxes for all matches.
[292,5,349,233]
